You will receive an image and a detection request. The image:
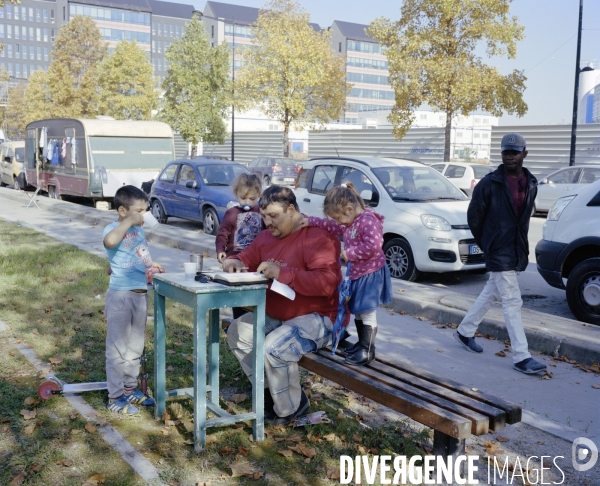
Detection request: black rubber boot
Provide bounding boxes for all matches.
[345,325,377,366]
[343,319,363,356]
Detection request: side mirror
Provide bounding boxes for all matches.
[185,180,197,189]
[4,156,10,163]
[360,189,373,201]
[539,178,547,185]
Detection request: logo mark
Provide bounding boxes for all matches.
[506,135,516,144]
[572,437,598,472]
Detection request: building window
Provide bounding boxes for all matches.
[0,25,4,39]
[158,59,162,71]
[29,27,34,41]
[15,44,19,59]
[29,7,33,22]
[181,25,185,36]
[6,4,11,19]
[339,42,342,53]
[152,23,155,35]
[152,41,155,53]
[170,24,173,37]
[211,25,214,38]
[474,117,481,124]
[14,24,18,39]
[482,133,489,139]
[43,9,48,23]
[6,25,11,39]
[0,7,4,19]
[37,46,41,60]
[15,64,20,77]
[7,63,12,76]
[29,46,34,60]
[22,45,27,60]
[51,9,54,23]
[176,25,179,37]
[456,132,463,138]
[474,132,480,138]
[36,8,41,22]
[420,114,427,120]
[6,44,11,58]
[44,47,48,61]
[36,28,41,42]
[43,28,48,42]
[51,29,54,42]
[30,64,34,75]
[157,22,161,36]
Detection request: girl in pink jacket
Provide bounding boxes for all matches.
[303,182,392,366]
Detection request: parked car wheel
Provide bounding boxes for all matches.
[263,175,271,187]
[566,258,600,325]
[383,238,420,281]
[13,178,20,191]
[0,180,6,187]
[151,199,168,224]
[203,207,219,236]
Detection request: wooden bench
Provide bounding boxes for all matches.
[299,347,521,462]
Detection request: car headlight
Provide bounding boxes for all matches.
[547,195,576,221]
[420,214,452,231]
[226,200,238,209]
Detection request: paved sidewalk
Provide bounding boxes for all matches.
[1,187,600,445]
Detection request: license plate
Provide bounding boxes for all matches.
[469,244,483,255]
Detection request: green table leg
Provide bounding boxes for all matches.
[252,296,265,442]
[154,291,166,420]
[208,308,220,407]
[193,301,208,451]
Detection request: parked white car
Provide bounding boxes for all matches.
[534,165,600,213]
[535,178,600,324]
[295,157,485,281]
[429,162,494,197]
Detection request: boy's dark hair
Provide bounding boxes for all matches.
[114,185,148,211]
[259,185,299,211]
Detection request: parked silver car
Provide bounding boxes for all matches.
[247,157,302,186]
[535,165,600,213]
[430,162,493,197]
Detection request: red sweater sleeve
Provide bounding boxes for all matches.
[277,227,341,297]
[215,207,237,254]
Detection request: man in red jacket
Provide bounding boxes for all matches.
[223,185,341,425]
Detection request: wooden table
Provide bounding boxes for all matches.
[153,273,267,451]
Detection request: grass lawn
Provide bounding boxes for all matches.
[0,219,428,485]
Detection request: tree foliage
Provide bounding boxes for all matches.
[235,0,350,156]
[97,40,158,120]
[368,0,528,161]
[159,16,230,152]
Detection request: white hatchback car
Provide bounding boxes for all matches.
[294,157,485,281]
[429,162,494,197]
[536,178,600,325]
[534,165,600,213]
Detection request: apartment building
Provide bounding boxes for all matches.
[0,0,194,82]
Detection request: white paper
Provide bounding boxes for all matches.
[271,278,296,300]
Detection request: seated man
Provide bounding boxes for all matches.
[223,186,341,425]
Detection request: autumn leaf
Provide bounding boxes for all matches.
[167,349,176,355]
[238,446,249,456]
[20,409,37,420]
[62,459,74,467]
[85,473,107,485]
[219,447,234,455]
[495,351,507,357]
[230,393,248,404]
[186,355,194,363]
[30,465,42,472]
[352,434,362,443]
[161,429,169,436]
[162,411,171,421]
[49,356,63,364]
[166,365,174,372]
[9,472,26,485]
[85,423,97,434]
[24,397,38,406]
[24,424,36,434]
[230,461,255,477]
[253,472,264,480]
[497,436,510,442]
[323,433,336,442]
[32,329,40,335]
[278,449,293,457]
[358,445,367,454]
[327,468,341,480]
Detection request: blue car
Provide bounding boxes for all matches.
[149,159,250,235]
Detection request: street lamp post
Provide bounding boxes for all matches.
[569,0,584,167]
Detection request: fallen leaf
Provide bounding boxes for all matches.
[219,447,234,455]
[358,445,367,454]
[62,459,73,467]
[24,424,36,434]
[165,420,177,427]
[184,439,194,445]
[370,448,378,454]
[79,310,93,317]
[497,436,510,442]
[161,429,169,436]
[174,341,183,347]
[323,433,336,442]
[352,434,362,443]
[84,342,93,348]
[186,355,194,363]
[230,393,248,404]
[30,465,42,472]
[278,449,293,457]
[495,351,507,357]
[9,472,26,485]
[85,473,106,485]
[167,349,176,355]
[166,365,174,372]
[32,329,40,335]
[436,348,444,353]
[23,397,38,406]
[230,462,255,477]
[337,411,345,420]
[592,384,600,389]
[20,410,37,420]
[238,446,249,456]
[304,458,311,463]
[253,472,264,480]
[162,411,171,421]
[49,356,63,364]
[85,423,97,434]
[327,468,341,480]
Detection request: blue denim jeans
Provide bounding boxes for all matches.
[227,312,332,417]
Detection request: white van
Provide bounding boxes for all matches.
[0,141,26,190]
[535,178,600,324]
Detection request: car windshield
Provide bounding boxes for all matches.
[274,158,298,166]
[197,164,248,186]
[371,166,468,201]
[473,166,493,179]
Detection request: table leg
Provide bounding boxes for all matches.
[207,308,220,406]
[154,291,167,420]
[252,297,265,442]
[194,302,208,450]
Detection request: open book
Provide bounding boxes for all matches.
[212,272,270,286]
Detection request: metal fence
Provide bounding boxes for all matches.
[203,131,286,164]
[491,125,600,178]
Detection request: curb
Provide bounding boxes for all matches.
[5,189,600,366]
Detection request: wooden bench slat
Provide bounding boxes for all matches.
[299,352,472,440]
[317,352,490,435]
[365,359,507,432]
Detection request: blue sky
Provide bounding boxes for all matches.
[166,0,600,127]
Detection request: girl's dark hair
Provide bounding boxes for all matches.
[323,182,365,216]
[232,173,262,196]
[259,185,299,211]
[114,185,148,211]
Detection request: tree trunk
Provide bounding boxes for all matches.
[283,123,290,157]
[190,143,197,158]
[444,112,453,162]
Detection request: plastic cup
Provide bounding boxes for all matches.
[143,211,160,229]
[183,262,196,280]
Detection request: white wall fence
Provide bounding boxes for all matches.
[202,131,286,164]
[491,125,600,178]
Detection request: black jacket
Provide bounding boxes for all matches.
[468,164,537,272]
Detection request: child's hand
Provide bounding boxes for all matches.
[151,262,165,273]
[217,252,227,264]
[127,212,144,227]
[299,217,309,228]
[340,250,348,262]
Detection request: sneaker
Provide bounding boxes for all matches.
[107,395,139,415]
[513,357,547,374]
[127,388,155,407]
[265,390,309,426]
[454,331,483,353]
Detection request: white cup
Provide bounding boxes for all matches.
[183,262,196,280]
[143,211,160,229]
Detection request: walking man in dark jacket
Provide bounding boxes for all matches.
[454,133,547,374]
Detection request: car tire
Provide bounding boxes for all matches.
[0,179,6,187]
[566,257,600,325]
[263,175,271,187]
[151,199,168,224]
[13,178,20,191]
[383,238,420,281]
[203,207,219,236]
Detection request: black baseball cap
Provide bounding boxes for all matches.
[501,133,526,152]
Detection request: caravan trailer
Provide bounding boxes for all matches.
[25,118,175,206]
